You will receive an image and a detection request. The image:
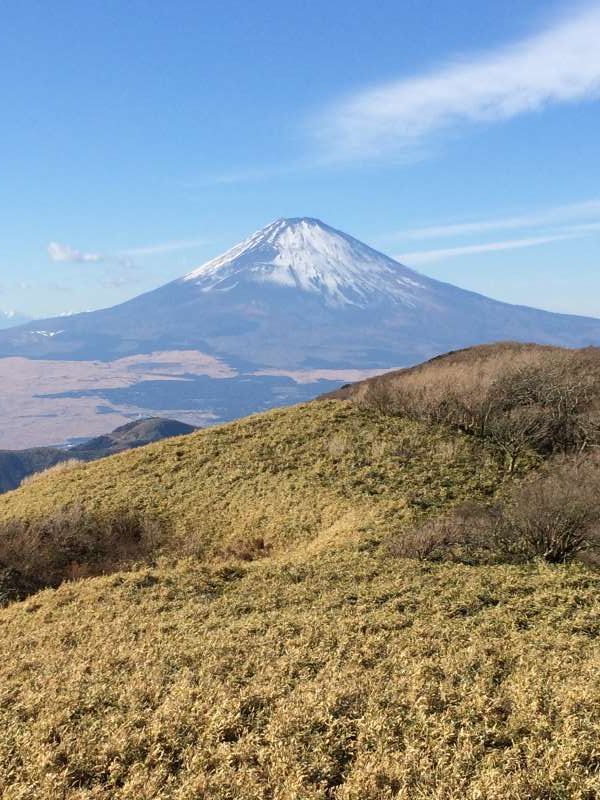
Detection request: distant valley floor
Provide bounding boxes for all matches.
[0,350,390,448]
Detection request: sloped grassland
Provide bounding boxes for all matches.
[0,402,504,558]
[0,396,599,798]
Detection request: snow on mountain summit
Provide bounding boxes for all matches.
[182,217,425,308]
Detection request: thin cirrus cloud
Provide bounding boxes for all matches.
[397,233,580,266]
[47,238,208,264]
[121,238,208,257]
[313,4,600,158]
[397,199,600,240]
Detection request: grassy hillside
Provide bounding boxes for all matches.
[1,381,599,797]
[0,401,504,560]
[321,341,596,402]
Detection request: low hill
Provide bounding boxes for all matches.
[320,341,600,403]
[0,417,196,494]
[68,417,197,459]
[0,351,599,798]
[0,402,503,548]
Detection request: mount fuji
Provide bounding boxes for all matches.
[2,217,600,447]
[3,216,600,367]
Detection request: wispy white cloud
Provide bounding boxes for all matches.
[47,237,208,267]
[314,4,600,158]
[567,220,600,233]
[121,239,208,257]
[397,233,580,265]
[187,157,331,187]
[47,242,103,263]
[397,199,600,240]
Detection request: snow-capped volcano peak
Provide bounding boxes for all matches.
[182,217,425,308]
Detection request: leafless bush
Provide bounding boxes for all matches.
[391,502,499,563]
[392,456,600,565]
[485,406,548,474]
[360,349,600,471]
[0,564,45,607]
[487,361,596,453]
[0,506,165,589]
[390,517,461,561]
[496,458,600,563]
[360,381,403,416]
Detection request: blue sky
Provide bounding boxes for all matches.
[1,0,599,318]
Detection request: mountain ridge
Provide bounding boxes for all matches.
[1,217,599,367]
[2,217,600,448]
[182,217,429,308]
[0,310,31,330]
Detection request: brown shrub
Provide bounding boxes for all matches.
[361,381,402,416]
[392,455,600,565]
[0,506,165,590]
[390,502,500,564]
[389,519,457,561]
[496,457,600,563]
[0,564,45,607]
[484,406,548,474]
[486,360,596,454]
[360,348,600,471]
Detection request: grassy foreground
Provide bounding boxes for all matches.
[1,551,599,798]
[0,398,599,797]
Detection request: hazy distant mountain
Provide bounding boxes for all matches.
[1,217,600,448]
[0,310,31,330]
[1,217,599,367]
[0,418,196,493]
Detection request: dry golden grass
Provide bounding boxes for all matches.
[0,550,599,798]
[1,394,599,797]
[19,457,85,488]
[331,343,600,422]
[0,401,504,562]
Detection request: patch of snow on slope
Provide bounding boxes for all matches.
[182,218,426,308]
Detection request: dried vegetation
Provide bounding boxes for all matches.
[1,344,600,797]
[356,343,600,471]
